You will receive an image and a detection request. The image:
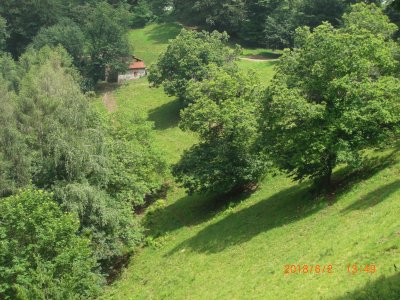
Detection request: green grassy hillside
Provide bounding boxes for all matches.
[101,23,400,300]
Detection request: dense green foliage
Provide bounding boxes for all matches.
[0,17,8,52]
[13,46,147,267]
[53,183,143,263]
[32,19,86,66]
[17,46,104,188]
[0,190,103,300]
[85,2,132,83]
[174,66,269,194]
[0,45,168,294]
[0,0,71,56]
[148,29,240,103]
[0,1,133,85]
[174,0,246,34]
[152,0,383,48]
[262,3,400,188]
[105,112,168,207]
[0,76,29,197]
[131,0,155,27]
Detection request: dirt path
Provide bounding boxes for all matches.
[103,91,117,112]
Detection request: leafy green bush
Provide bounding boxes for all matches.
[105,111,168,208]
[0,189,103,300]
[53,183,143,265]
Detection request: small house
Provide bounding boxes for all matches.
[118,56,147,83]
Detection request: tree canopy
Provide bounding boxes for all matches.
[32,19,86,67]
[0,1,133,86]
[161,0,384,48]
[0,189,103,299]
[0,46,168,277]
[173,66,269,194]
[261,3,400,189]
[148,29,241,104]
[85,1,132,83]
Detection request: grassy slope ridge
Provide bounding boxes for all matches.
[102,23,400,300]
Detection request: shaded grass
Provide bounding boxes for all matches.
[333,273,400,300]
[166,181,320,255]
[241,48,283,59]
[144,185,255,239]
[148,98,181,130]
[341,180,400,213]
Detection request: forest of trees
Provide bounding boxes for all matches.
[144,0,394,48]
[0,0,399,299]
[0,1,168,298]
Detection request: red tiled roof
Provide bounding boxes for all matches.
[129,61,146,69]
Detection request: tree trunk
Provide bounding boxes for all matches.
[320,167,333,192]
[316,151,335,192]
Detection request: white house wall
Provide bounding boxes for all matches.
[118,69,147,83]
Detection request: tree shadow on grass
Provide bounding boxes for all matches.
[144,189,254,239]
[341,180,400,213]
[165,181,325,255]
[148,98,181,130]
[164,149,399,255]
[333,272,400,300]
[331,148,399,203]
[244,51,282,60]
[147,23,182,44]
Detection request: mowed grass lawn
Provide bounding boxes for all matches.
[128,23,183,65]
[101,23,400,300]
[112,79,197,165]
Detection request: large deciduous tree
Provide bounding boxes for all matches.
[85,1,132,83]
[261,3,400,189]
[173,65,269,195]
[148,29,241,104]
[0,0,68,57]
